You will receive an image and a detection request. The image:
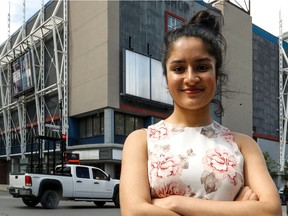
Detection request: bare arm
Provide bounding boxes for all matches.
[120,129,181,216]
[152,133,281,216]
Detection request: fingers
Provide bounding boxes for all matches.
[242,187,253,200]
[235,186,259,201]
[235,186,249,201]
[249,192,259,201]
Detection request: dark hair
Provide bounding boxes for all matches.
[161,10,227,116]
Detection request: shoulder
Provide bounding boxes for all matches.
[124,121,165,147]
[123,129,147,151]
[122,129,148,164]
[232,132,255,145]
[212,122,253,149]
[231,131,262,156]
[127,129,147,140]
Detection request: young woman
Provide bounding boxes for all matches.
[120,10,281,216]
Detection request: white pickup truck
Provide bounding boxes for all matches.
[8,164,120,209]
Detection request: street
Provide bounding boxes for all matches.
[0,189,286,215]
[0,190,120,216]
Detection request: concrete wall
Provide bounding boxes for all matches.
[215,2,253,136]
[69,1,120,116]
[107,1,120,109]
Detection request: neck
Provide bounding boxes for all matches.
[166,106,212,127]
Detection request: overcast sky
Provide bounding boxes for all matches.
[0,0,49,45]
[212,0,288,36]
[0,0,287,45]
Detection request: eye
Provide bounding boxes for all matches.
[173,66,185,73]
[196,65,210,72]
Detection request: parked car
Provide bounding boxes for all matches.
[279,186,286,205]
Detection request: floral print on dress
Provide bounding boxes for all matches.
[149,154,185,179]
[201,126,218,138]
[148,152,191,198]
[146,120,244,201]
[147,121,185,141]
[202,147,243,194]
[201,170,222,194]
[151,177,195,198]
[220,127,238,147]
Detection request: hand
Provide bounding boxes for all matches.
[152,196,179,211]
[234,186,259,201]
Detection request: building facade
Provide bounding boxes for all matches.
[0,0,287,184]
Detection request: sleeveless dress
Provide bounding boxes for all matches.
[146,120,244,201]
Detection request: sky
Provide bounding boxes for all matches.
[0,0,287,45]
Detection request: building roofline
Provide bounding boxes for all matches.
[253,24,288,49]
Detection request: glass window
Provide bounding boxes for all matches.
[115,113,125,135]
[93,113,104,136]
[115,113,144,136]
[76,166,90,179]
[86,117,93,137]
[79,113,104,138]
[92,168,108,180]
[124,50,173,105]
[135,117,144,130]
[151,59,173,105]
[79,119,86,138]
[100,114,104,135]
[55,166,71,175]
[125,50,150,99]
[125,115,135,136]
[165,11,185,32]
[167,15,183,31]
[93,115,101,136]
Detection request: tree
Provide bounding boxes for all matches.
[281,160,288,181]
[263,152,278,179]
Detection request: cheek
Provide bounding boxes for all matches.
[166,76,181,90]
[206,74,217,87]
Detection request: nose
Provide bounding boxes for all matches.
[184,68,200,84]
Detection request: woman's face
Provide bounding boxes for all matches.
[166,37,217,112]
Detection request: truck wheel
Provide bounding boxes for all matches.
[113,192,120,208]
[22,197,39,207]
[40,190,59,209]
[93,201,106,207]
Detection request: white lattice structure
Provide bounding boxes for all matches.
[279,14,288,172]
[0,0,68,160]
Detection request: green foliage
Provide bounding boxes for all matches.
[263,152,288,182]
[263,152,278,178]
[281,160,288,181]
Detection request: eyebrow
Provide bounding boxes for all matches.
[169,57,213,64]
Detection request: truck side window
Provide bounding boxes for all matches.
[55,166,71,176]
[92,169,107,180]
[76,167,90,179]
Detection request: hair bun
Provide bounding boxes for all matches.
[187,10,222,33]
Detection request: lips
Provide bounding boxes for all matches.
[182,87,204,94]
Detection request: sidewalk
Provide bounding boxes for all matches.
[0,184,8,191]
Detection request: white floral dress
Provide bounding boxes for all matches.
[146,120,244,201]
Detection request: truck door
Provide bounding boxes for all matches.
[91,168,113,198]
[74,166,93,197]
